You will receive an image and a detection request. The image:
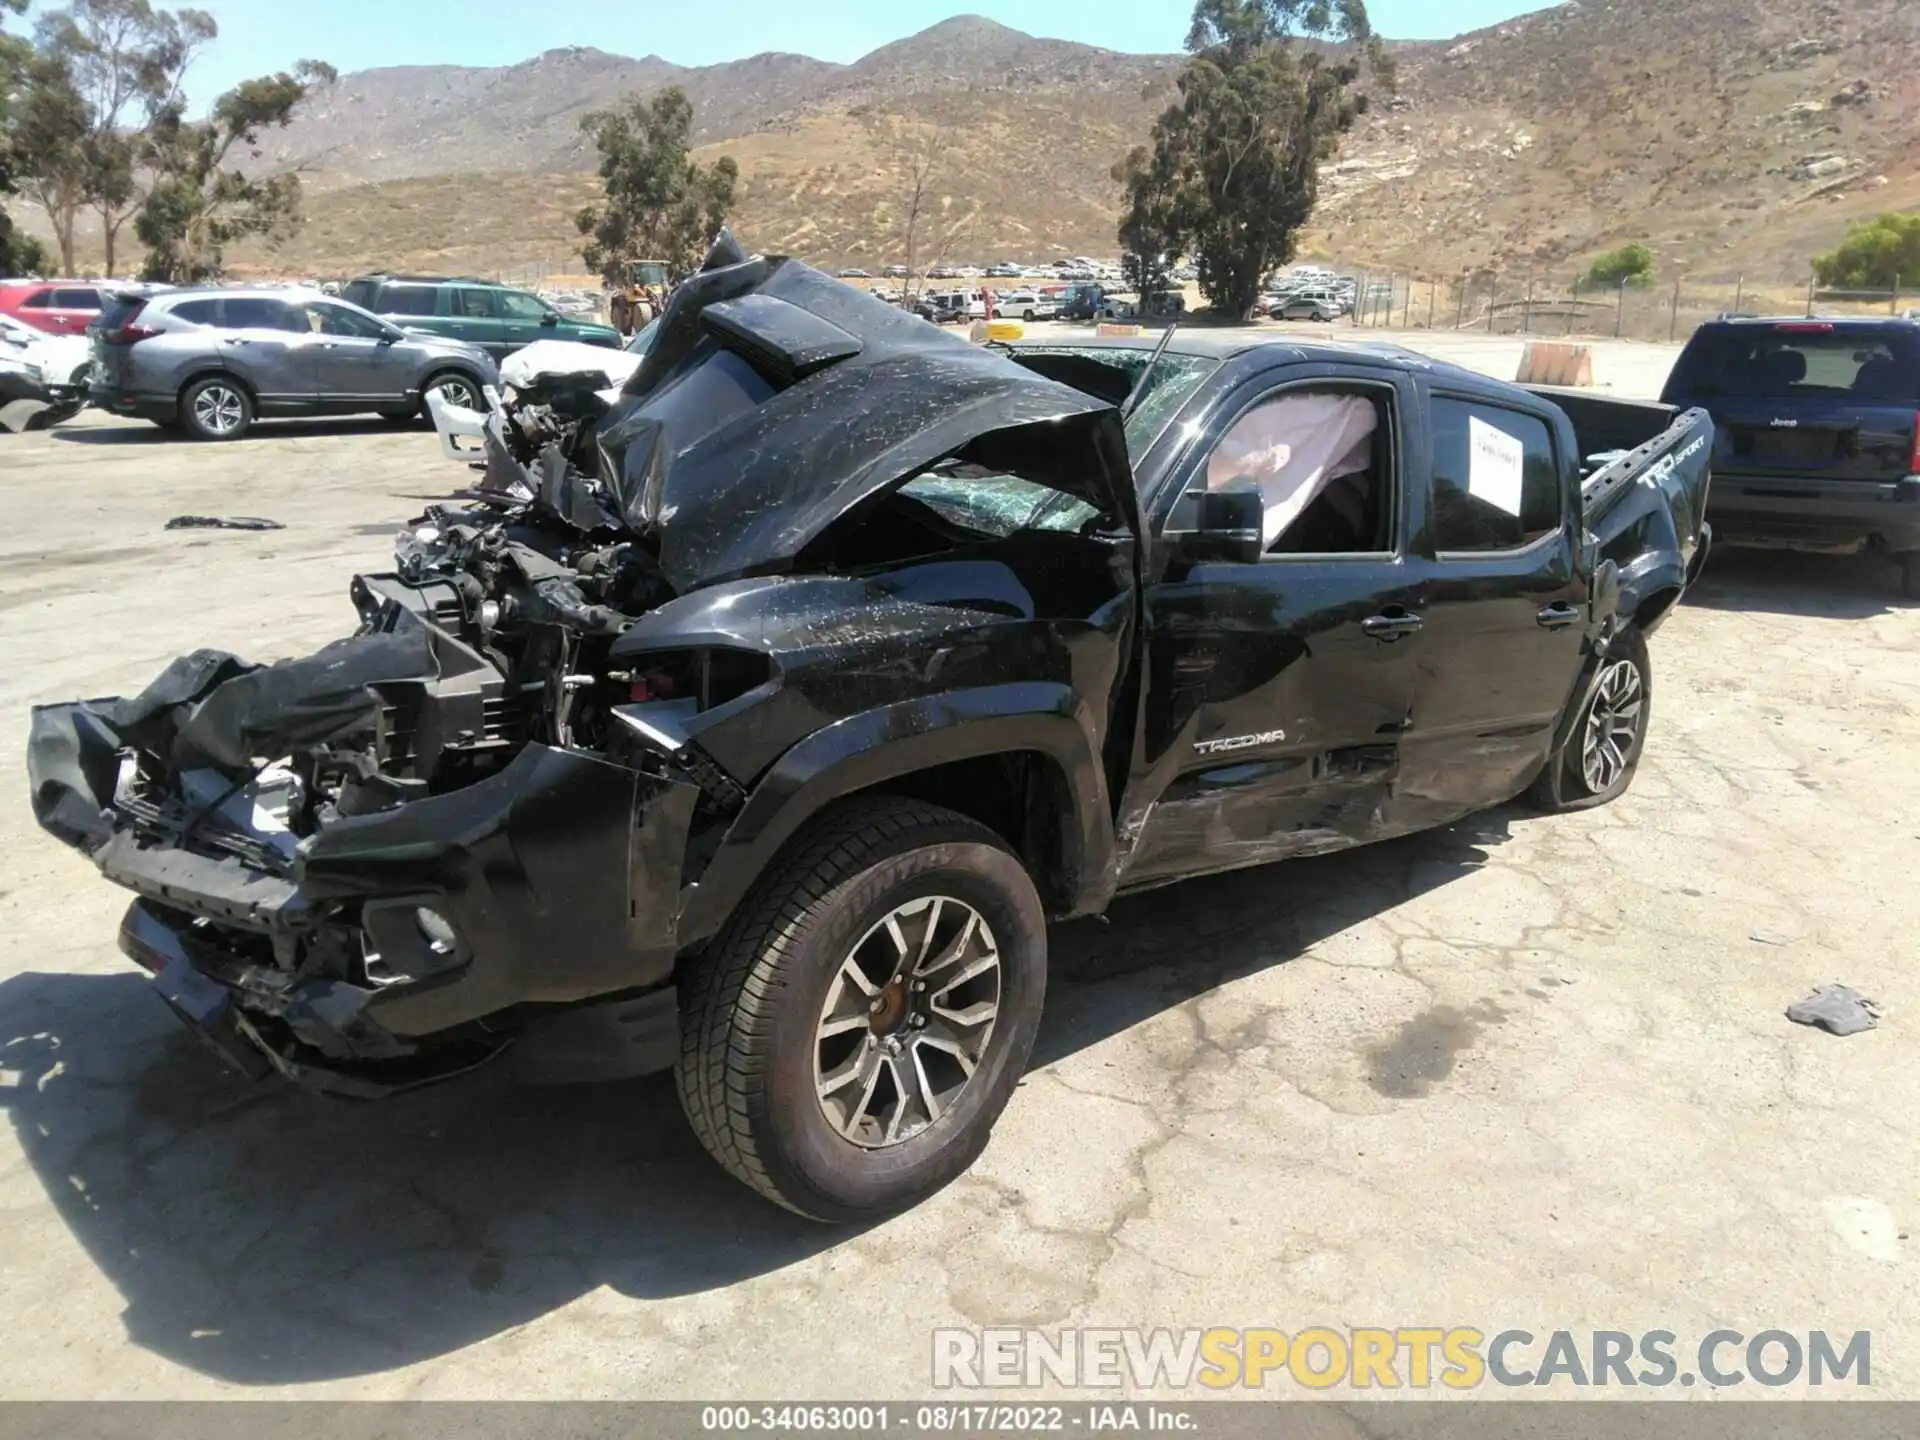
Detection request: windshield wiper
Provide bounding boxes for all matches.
[1119,324,1180,421]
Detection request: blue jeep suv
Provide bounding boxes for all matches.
[1661,316,1920,596]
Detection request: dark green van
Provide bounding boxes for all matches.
[341,275,620,360]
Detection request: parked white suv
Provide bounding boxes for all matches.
[995,290,1057,322]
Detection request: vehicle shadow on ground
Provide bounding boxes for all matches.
[0,816,1509,1386]
[1684,547,1908,619]
[53,417,405,446]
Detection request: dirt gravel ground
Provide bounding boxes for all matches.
[0,335,1915,1401]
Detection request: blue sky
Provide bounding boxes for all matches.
[96,0,1557,106]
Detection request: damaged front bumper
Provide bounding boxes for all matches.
[425,382,504,464]
[29,687,701,1099]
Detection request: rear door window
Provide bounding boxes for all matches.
[1666,326,1920,403]
[221,298,299,331]
[380,286,439,317]
[1429,397,1564,553]
[51,287,100,309]
[452,287,498,318]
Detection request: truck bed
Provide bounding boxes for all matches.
[1524,387,1715,526]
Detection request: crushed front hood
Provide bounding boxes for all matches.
[591,232,1134,594]
[501,338,643,392]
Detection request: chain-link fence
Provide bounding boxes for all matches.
[1335,268,1915,345]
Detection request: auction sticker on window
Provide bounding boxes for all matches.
[1467,415,1525,517]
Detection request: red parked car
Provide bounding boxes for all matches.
[0,280,111,336]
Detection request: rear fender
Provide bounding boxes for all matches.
[677,682,1117,946]
[1586,407,1715,625]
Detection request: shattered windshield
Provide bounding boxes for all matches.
[899,463,1097,538]
[1120,354,1216,458]
[1013,347,1217,463]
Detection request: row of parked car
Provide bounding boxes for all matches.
[0,271,630,440]
[10,274,1920,607]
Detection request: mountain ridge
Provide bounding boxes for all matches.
[20,4,1920,285]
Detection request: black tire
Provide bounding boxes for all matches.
[378,408,418,424]
[1528,626,1652,812]
[178,375,253,441]
[676,797,1047,1222]
[1899,552,1920,602]
[419,370,483,417]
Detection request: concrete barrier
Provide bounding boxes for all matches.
[1516,342,1595,387]
[1097,323,1144,338]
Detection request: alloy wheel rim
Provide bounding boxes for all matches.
[1581,658,1644,792]
[433,378,478,410]
[813,895,1002,1151]
[193,385,244,434]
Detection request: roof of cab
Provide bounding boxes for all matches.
[1011,330,1500,391]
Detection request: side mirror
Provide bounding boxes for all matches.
[1164,482,1265,565]
[539,312,558,327]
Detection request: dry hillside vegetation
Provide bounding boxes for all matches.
[1315,0,1920,281]
[23,5,1919,283]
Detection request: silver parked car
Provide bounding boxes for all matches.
[88,286,499,440]
[1273,293,1348,323]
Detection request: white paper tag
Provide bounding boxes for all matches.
[1467,415,1525,518]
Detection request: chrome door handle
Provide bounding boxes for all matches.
[1361,610,1424,641]
[1537,603,1581,630]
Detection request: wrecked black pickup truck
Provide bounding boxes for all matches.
[27,232,1713,1222]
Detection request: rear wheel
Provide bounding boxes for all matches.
[1529,626,1652,812]
[676,798,1047,1222]
[179,376,252,441]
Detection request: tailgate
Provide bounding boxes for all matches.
[88,331,127,390]
[90,291,152,391]
[1713,401,1915,483]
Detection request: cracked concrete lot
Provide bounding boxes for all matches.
[0,332,1914,1400]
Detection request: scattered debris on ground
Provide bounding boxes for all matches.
[165,516,286,531]
[1787,984,1883,1037]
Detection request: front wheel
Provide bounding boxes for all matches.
[676,798,1047,1222]
[1529,627,1651,812]
[1899,552,1920,602]
[180,376,253,441]
[420,371,482,416]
